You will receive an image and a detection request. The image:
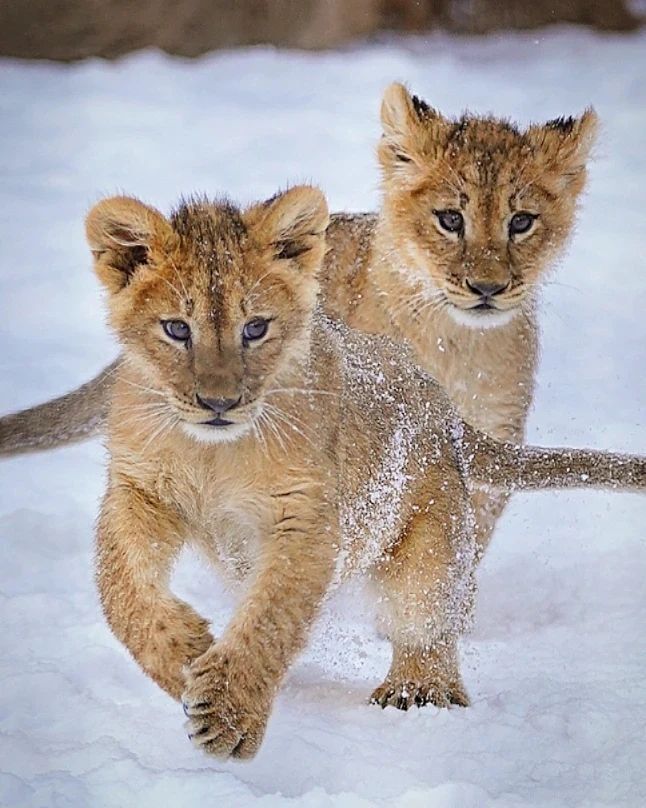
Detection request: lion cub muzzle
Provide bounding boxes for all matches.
[195,394,242,427]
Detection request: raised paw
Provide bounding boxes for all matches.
[370,678,469,710]
[182,645,271,760]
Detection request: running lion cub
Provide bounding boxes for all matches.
[89,186,642,760]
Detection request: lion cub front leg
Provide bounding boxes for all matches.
[183,492,335,759]
[371,507,474,710]
[97,480,214,700]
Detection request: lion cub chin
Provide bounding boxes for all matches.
[89,187,644,761]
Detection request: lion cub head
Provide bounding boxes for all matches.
[378,83,597,328]
[87,187,328,443]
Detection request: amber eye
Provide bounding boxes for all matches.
[435,210,464,234]
[162,319,191,341]
[509,212,537,236]
[243,318,269,343]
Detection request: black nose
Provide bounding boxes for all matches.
[196,394,241,414]
[466,279,509,298]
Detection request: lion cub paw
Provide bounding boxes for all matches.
[182,646,271,760]
[370,678,470,711]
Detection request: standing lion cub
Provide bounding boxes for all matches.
[86,186,643,759]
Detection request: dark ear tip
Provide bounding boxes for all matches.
[411,94,430,118]
[545,115,576,134]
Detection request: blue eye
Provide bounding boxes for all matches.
[162,320,191,341]
[509,212,537,236]
[243,318,269,342]
[435,210,464,233]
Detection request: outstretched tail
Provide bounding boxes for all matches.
[461,424,645,494]
[0,360,118,458]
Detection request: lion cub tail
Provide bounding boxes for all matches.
[0,360,117,458]
[460,424,645,494]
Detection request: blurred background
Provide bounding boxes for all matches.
[0,0,642,60]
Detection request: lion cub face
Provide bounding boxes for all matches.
[87,188,328,443]
[378,83,597,328]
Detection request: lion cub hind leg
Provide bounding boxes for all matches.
[370,505,474,711]
[97,482,214,700]
[471,487,510,559]
[370,639,468,710]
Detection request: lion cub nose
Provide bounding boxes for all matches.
[466,279,509,298]
[196,394,241,414]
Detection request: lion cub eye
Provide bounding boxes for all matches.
[435,210,464,234]
[162,319,191,341]
[243,318,269,343]
[509,212,537,236]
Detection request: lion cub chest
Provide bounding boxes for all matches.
[158,447,276,580]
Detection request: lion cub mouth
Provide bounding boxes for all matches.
[446,298,518,329]
[182,418,253,444]
[202,416,235,427]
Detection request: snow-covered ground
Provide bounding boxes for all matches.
[1,26,645,808]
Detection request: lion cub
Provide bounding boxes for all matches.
[323,83,598,554]
[89,187,643,759]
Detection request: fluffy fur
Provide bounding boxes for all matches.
[87,188,643,760]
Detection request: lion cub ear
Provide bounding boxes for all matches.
[86,196,171,294]
[249,186,329,272]
[378,82,449,181]
[527,109,598,191]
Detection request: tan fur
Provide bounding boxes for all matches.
[88,188,643,760]
[0,86,597,562]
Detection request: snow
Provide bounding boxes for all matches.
[1,26,645,808]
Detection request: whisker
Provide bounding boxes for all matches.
[118,378,167,398]
[251,417,268,454]
[157,275,185,301]
[246,268,278,305]
[120,409,170,429]
[265,387,338,398]
[141,413,178,452]
[114,401,169,413]
[258,408,288,453]
[263,403,317,450]
[168,256,190,301]
[263,405,301,452]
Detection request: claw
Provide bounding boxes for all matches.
[182,699,211,716]
[188,725,210,740]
